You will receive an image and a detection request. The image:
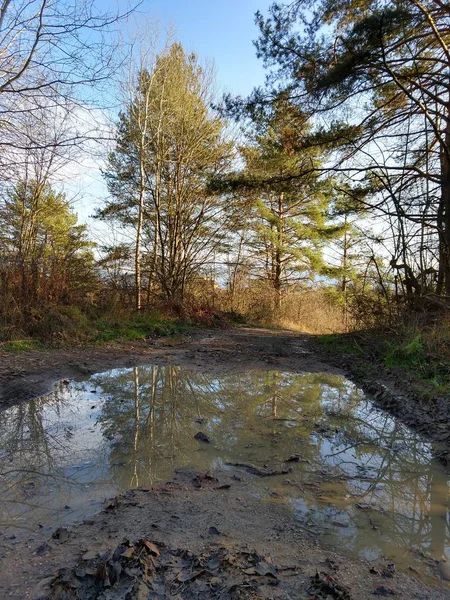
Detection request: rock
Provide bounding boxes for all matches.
[373,585,396,595]
[51,527,69,542]
[194,431,211,443]
[381,562,395,578]
[438,560,450,581]
[284,454,301,462]
[35,542,52,555]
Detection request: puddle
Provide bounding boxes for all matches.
[0,366,449,579]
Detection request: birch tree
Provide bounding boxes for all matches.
[101,42,233,306]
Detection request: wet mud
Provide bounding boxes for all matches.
[0,328,449,599]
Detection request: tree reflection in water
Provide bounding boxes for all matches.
[0,366,448,567]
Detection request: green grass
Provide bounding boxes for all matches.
[382,334,449,393]
[317,328,450,395]
[383,336,426,369]
[316,333,363,356]
[0,339,44,352]
[92,315,188,344]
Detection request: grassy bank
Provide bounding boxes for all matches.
[317,321,450,397]
[0,304,234,350]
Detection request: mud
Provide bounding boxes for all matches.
[2,469,449,599]
[313,338,450,465]
[0,329,334,410]
[0,328,449,600]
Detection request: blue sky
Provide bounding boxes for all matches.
[146,0,273,96]
[75,0,274,234]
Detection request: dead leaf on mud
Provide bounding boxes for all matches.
[309,570,351,600]
[39,539,160,600]
[175,568,206,583]
[207,556,221,570]
[37,540,288,600]
[142,539,160,556]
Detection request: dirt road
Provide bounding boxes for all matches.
[1,327,449,462]
[0,328,336,409]
[0,328,449,599]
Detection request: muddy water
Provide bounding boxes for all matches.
[0,366,449,579]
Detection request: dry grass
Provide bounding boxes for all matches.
[213,283,346,334]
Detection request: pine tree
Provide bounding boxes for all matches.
[222,94,343,313]
[253,0,450,302]
[0,180,95,306]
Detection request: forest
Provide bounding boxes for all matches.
[1,3,450,598]
[0,0,448,390]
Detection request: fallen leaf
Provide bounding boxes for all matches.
[142,540,160,556]
[176,568,206,583]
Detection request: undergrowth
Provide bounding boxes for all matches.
[0,339,44,352]
[0,303,233,349]
[317,319,450,394]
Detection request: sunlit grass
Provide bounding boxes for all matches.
[0,339,44,352]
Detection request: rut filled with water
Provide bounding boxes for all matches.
[0,365,448,580]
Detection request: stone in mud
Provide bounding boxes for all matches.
[373,585,396,595]
[438,560,450,581]
[194,431,211,443]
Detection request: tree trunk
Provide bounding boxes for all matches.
[274,193,284,315]
[441,99,450,296]
[135,154,145,311]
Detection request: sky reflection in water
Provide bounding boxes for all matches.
[0,365,448,573]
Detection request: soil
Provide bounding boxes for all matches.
[0,328,335,409]
[0,327,449,600]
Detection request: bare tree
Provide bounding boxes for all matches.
[101,41,234,306]
[0,0,134,170]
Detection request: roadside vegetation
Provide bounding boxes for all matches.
[318,321,450,396]
[0,0,448,396]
